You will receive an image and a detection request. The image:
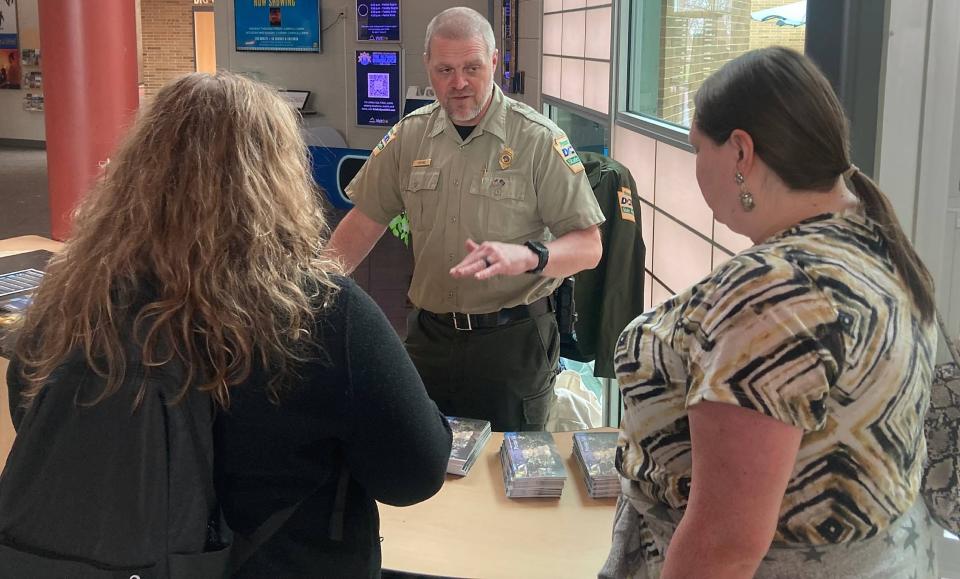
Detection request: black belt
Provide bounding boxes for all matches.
[425,296,554,331]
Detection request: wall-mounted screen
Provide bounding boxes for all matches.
[356,50,401,127]
[356,0,400,42]
[235,0,321,53]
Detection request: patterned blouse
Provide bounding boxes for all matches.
[615,211,936,545]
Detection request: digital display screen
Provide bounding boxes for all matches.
[356,51,401,127]
[356,0,400,42]
[235,0,321,53]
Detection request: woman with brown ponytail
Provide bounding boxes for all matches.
[603,47,938,578]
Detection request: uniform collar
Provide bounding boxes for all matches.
[429,84,509,143]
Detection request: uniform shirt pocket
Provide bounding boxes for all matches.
[468,171,536,241]
[403,168,441,232]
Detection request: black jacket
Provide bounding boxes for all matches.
[562,152,646,378]
[215,277,452,577]
[5,277,451,578]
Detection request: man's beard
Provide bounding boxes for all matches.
[444,82,493,123]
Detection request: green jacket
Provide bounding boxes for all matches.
[561,152,646,378]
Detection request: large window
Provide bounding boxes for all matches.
[626,0,807,129]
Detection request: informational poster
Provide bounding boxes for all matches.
[356,50,400,127]
[356,0,400,42]
[235,0,320,53]
[0,0,20,90]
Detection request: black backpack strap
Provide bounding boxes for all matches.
[180,392,221,543]
[328,467,351,541]
[184,395,353,575]
[227,497,307,572]
[229,463,351,571]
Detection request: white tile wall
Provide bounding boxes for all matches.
[543,13,562,55]
[560,57,585,105]
[561,11,586,57]
[583,60,610,114]
[654,143,714,236]
[652,212,713,292]
[584,7,612,60]
[542,55,562,98]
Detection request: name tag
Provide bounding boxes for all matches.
[412,158,432,167]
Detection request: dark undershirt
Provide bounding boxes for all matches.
[454,123,476,140]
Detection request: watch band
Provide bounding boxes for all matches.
[524,240,549,274]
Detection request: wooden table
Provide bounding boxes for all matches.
[379,429,618,579]
[0,235,63,257]
[0,236,64,471]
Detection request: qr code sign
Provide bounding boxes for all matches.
[368,73,390,99]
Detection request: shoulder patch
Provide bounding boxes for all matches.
[372,124,399,158]
[618,187,636,222]
[370,102,438,159]
[553,136,585,174]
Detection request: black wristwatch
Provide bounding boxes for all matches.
[524,240,549,274]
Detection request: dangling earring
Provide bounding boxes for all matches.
[735,171,755,212]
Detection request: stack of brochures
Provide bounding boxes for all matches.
[446,417,492,476]
[572,432,620,498]
[499,431,567,498]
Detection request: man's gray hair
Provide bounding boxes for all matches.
[424,7,497,58]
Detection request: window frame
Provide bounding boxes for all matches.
[613,0,886,172]
[615,0,693,153]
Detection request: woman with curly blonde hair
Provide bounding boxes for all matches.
[2,72,451,577]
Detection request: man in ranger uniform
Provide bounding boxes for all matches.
[329,7,604,432]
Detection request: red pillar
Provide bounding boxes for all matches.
[39,1,139,241]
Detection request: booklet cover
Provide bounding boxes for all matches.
[447,416,492,476]
[573,432,618,478]
[502,431,566,480]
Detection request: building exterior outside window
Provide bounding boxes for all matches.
[628,0,806,128]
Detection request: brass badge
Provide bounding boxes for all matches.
[499,147,514,170]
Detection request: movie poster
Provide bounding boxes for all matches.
[235,0,320,53]
[0,0,20,89]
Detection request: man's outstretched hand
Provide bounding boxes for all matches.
[449,239,537,280]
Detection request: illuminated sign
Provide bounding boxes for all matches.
[235,0,321,53]
[357,0,400,42]
[356,50,401,126]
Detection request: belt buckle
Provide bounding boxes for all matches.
[452,312,473,331]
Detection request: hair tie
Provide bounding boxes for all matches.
[843,164,859,179]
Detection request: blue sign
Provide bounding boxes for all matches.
[235,0,320,53]
[356,50,400,127]
[357,0,400,42]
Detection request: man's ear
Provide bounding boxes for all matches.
[491,49,499,70]
[729,129,756,175]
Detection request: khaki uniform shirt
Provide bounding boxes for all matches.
[346,85,605,314]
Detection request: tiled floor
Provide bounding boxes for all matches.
[0,147,50,239]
